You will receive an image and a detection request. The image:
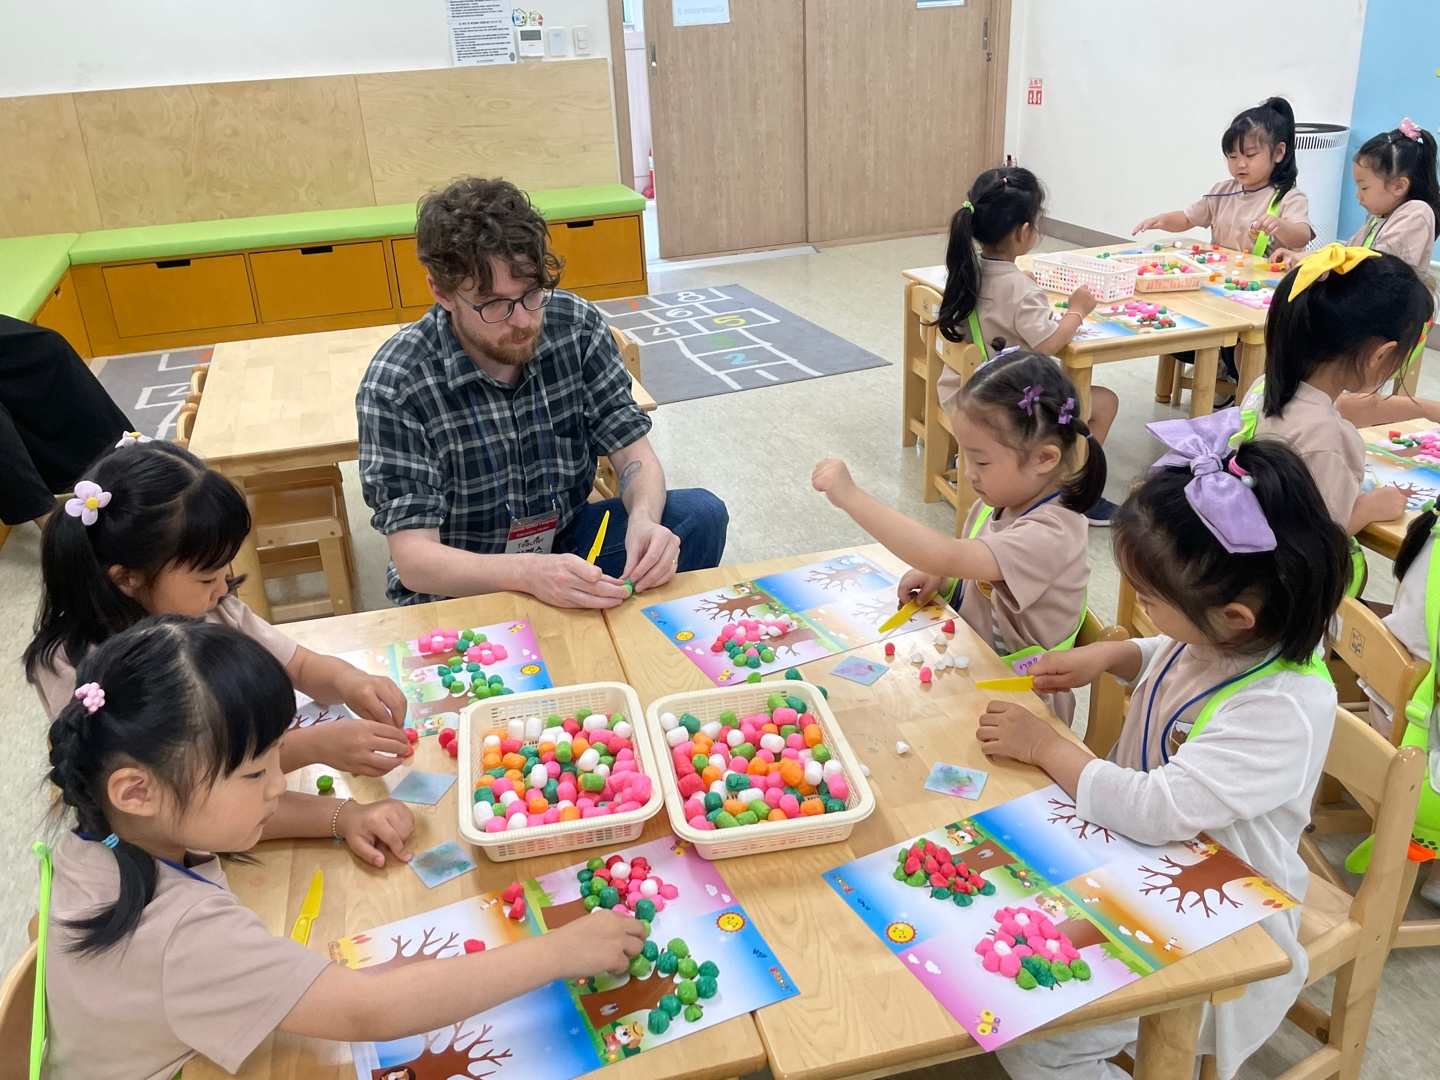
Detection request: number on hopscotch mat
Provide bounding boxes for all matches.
[710,315,747,327]
[673,291,711,304]
[725,352,756,366]
[663,308,696,319]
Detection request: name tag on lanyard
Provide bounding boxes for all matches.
[505,511,558,554]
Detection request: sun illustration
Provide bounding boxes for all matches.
[520,664,542,676]
[716,912,746,933]
[675,630,695,642]
[886,922,916,944]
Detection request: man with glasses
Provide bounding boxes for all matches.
[357,177,728,608]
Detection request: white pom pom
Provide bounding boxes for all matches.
[659,711,679,732]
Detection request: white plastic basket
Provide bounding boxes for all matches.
[644,682,876,860]
[1030,252,1136,302]
[457,682,663,862]
[1111,251,1207,293]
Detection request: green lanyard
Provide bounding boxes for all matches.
[1182,650,1328,746]
[1361,217,1382,249]
[1251,190,1285,257]
[966,309,989,364]
[30,842,51,1080]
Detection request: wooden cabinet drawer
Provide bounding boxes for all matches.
[392,238,433,309]
[32,270,92,359]
[250,241,393,323]
[549,215,644,289]
[103,255,255,338]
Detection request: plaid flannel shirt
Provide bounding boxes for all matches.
[357,292,651,605]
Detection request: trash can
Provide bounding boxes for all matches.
[1296,123,1349,249]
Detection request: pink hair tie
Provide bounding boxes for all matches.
[1399,118,1423,141]
[1227,457,1256,489]
[74,682,105,714]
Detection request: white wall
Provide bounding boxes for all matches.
[1002,0,1367,239]
[0,0,611,97]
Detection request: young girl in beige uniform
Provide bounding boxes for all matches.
[814,351,1104,724]
[977,416,1350,1080]
[37,618,645,1080]
[934,167,1119,523]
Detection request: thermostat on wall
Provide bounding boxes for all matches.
[517,27,545,58]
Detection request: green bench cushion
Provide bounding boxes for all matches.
[67,185,646,265]
[0,233,79,320]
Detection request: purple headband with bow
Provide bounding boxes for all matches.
[1146,409,1276,554]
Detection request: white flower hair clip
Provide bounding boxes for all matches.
[65,481,111,526]
[115,431,152,448]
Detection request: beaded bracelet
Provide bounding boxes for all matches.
[331,797,354,843]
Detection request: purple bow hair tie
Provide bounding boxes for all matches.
[1146,408,1277,554]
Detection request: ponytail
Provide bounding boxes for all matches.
[934,167,1047,344]
[1223,96,1298,196]
[1062,426,1108,515]
[1356,124,1440,240]
[1394,504,1438,582]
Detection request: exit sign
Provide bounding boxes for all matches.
[1027,78,1043,106]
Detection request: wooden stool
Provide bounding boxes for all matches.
[248,483,354,623]
[1155,352,1238,408]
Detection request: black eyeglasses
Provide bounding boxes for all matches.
[455,287,553,324]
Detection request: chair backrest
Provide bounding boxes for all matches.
[0,941,36,1080]
[174,404,197,449]
[609,326,643,381]
[1326,597,1429,746]
[1076,612,1129,759]
[1324,709,1425,926]
[188,366,207,397]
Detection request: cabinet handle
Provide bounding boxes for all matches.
[156,259,191,269]
[649,41,657,74]
[300,245,334,255]
[565,220,596,229]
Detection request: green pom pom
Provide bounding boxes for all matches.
[718,710,738,727]
[577,869,593,884]
[677,980,699,1005]
[681,713,701,734]
[684,1004,704,1023]
[692,753,710,771]
[703,791,723,811]
[824,798,846,813]
[1071,960,1092,981]
[698,960,719,978]
[952,891,973,907]
[905,870,927,887]
[647,1009,670,1035]
[599,886,620,908]
[635,898,656,922]
[980,881,996,896]
[642,940,659,962]
[1016,970,1038,990]
[629,955,652,978]
[586,857,605,872]
[784,668,803,681]
[767,693,787,711]
[819,685,828,699]
[667,938,690,960]
[555,743,573,763]
[583,895,600,911]
[759,648,775,663]
[657,951,679,975]
[785,695,806,713]
[714,812,740,829]
[893,866,908,882]
[931,887,951,900]
[696,975,718,998]
[659,993,682,1017]
[1053,962,1073,983]
[746,672,762,684]
[735,810,759,826]
[474,787,495,804]
[725,773,750,792]
[576,708,593,722]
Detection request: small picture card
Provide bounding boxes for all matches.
[407,840,477,889]
[923,762,989,800]
[388,769,458,805]
[830,655,889,686]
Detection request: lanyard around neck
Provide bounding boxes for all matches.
[466,378,559,520]
[1140,645,1281,770]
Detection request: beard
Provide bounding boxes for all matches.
[453,309,544,367]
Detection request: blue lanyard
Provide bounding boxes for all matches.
[956,490,1062,609]
[76,830,222,889]
[1139,645,1281,770]
[465,377,559,520]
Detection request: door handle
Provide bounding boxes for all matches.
[649,42,657,74]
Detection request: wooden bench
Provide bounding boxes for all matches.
[0,232,91,357]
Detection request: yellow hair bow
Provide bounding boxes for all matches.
[1289,243,1381,298]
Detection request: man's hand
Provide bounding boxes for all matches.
[623,516,681,593]
[530,554,632,609]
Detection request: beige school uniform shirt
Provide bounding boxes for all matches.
[1241,380,1365,530]
[937,259,1063,415]
[1347,199,1437,280]
[31,596,299,720]
[1185,181,1313,252]
[954,496,1089,724]
[44,830,331,1080]
[1080,636,1336,1080]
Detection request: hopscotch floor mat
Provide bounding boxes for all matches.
[92,346,214,440]
[598,286,890,404]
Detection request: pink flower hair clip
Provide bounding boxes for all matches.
[64,481,111,526]
[74,682,105,714]
[1399,118,1423,141]
[115,431,152,448]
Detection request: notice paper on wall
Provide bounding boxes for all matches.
[674,0,730,26]
[447,0,517,66]
[917,0,967,7]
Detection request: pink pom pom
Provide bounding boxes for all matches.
[491,644,508,661]
[581,807,608,818]
[485,818,507,833]
[614,800,642,813]
[505,801,526,818]
[687,814,710,829]
[779,794,800,818]
[542,808,561,824]
[773,707,798,725]
[999,954,1022,979]
[981,950,1001,972]
[562,719,580,735]
[764,788,783,808]
[659,883,679,900]
[827,776,849,801]
[628,775,653,803]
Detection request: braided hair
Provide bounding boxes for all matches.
[48,616,293,954]
[954,350,1107,513]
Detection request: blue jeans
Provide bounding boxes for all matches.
[557,489,729,580]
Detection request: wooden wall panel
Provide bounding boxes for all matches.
[356,60,619,204]
[0,93,102,237]
[72,76,376,227]
[805,0,1000,244]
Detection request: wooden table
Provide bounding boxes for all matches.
[185,593,766,1080]
[191,326,659,621]
[1357,418,1430,560]
[606,546,1292,1080]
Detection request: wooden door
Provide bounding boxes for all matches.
[646,0,807,258]
[805,0,1008,244]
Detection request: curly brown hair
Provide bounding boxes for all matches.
[414,176,563,296]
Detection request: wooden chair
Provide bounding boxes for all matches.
[1199,710,1424,1080]
[0,941,36,1080]
[1114,575,1161,642]
[609,325,643,381]
[173,403,198,448]
[591,327,645,502]
[1075,612,1129,760]
[248,484,354,623]
[902,283,942,450]
[922,329,983,535]
[188,365,208,397]
[1161,358,1238,408]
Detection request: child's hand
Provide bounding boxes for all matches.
[336,798,415,867]
[1027,647,1110,693]
[812,458,859,507]
[897,569,944,609]
[1361,485,1410,523]
[320,719,414,776]
[975,701,1061,765]
[1271,248,1303,271]
[1066,285,1097,318]
[1133,216,1165,235]
[337,669,408,728]
[1248,214,1284,242]
[549,910,649,978]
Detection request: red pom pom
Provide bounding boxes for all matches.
[463,938,486,953]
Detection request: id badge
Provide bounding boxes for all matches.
[505,511,558,555]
